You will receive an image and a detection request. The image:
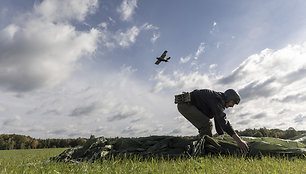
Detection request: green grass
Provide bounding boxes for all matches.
[0,148,305,173]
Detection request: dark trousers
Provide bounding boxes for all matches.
[177,103,212,137]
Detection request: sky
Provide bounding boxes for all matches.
[0,0,306,139]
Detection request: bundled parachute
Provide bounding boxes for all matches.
[51,135,306,163]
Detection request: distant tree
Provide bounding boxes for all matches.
[69,138,87,147]
[58,139,69,148]
[31,140,39,149]
[8,138,16,150]
[273,131,284,138]
[238,128,256,137]
[38,139,44,148]
[46,139,51,148]
[20,143,25,149]
[0,138,6,150]
[14,135,27,149]
[259,127,269,137]
[281,127,300,139]
[76,138,87,146]
[253,131,263,137]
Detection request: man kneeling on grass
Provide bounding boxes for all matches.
[175,89,249,153]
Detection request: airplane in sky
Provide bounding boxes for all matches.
[155,50,171,65]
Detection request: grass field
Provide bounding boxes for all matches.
[0,148,305,173]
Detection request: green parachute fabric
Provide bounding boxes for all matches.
[51,135,305,163]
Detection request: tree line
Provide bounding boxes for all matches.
[0,127,304,150]
[236,127,305,141]
[0,134,87,150]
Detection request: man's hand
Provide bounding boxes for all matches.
[232,133,249,153]
[236,139,249,153]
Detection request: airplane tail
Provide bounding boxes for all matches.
[166,57,171,61]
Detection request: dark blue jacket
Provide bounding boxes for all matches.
[190,89,235,136]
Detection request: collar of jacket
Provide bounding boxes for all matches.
[220,93,226,109]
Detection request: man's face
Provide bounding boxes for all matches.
[225,100,236,108]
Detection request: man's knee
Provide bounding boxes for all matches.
[199,120,213,137]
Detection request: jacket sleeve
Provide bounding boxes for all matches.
[211,101,235,136]
[214,118,224,135]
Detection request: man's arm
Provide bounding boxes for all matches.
[211,101,236,136]
[209,97,249,153]
[232,133,249,153]
[214,119,224,135]
[213,111,236,136]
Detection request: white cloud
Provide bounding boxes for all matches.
[209,64,217,69]
[107,105,145,122]
[140,23,159,43]
[100,23,158,48]
[116,26,140,47]
[2,24,19,39]
[152,70,215,93]
[152,70,178,93]
[70,102,98,117]
[194,42,205,59]
[216,42,221,48]
[151,32,160,43]
[0,0,100,92]
[108,17,116,24]
[210,21,217,34]
[0,106,5,112]
[179,42,206,64]
[98,22,108,29]
[1,8,8,16]
[142,23,159,30]
[34,0,98,22]
[180,55,191,64]
[117,0,138,21]
[3,116,21,126]
[218,44,306,91]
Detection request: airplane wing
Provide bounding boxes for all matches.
[155,59,161,65]
[160,50,167,59]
